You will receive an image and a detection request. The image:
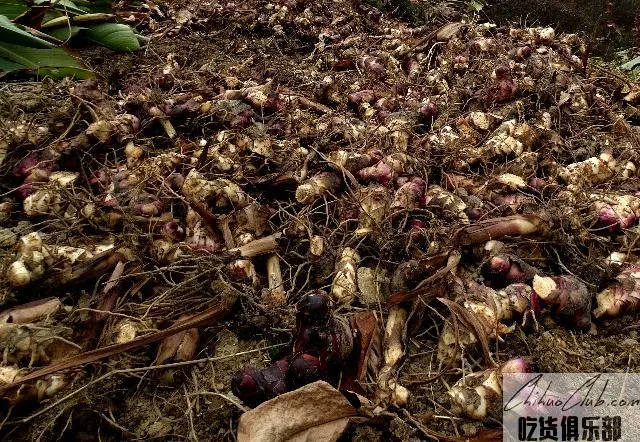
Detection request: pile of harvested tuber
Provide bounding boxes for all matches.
[1,0,640,440]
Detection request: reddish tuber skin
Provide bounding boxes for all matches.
[132,193,163,217]
[509,46,532,61]
[294,290,354,366]
[232,359,290,407]
[347,90,377,110]
[89,168,111,188]
[296,290,332,326]
[163,221,186,242]
[15,184,35,200]
[358,56,387,79]
[500,357,532,374]
[286,353,322,390]
[391,177,426,210]
[465,207,484,221]
[532,275,592,330]
[594,264,640,318]
[418,102,438,125]
[231,353,323,407]
[485,63,517,103]
[358,161,395,185]
[410,219,426,230]
[13,152,53,181]
[597,207,638,233]
[528,177,547,190]
[484,254,534,287]
[232,290,354,407]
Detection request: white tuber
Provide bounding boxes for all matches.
[331,248,360,305]
[356,185,391,235]
[425,185,468,223]
[448,358,530,420]
[559,152,617,186]
[295,172,341,204]
[438,282,532,363]
[376,306,409,406]
[182,169,248,210]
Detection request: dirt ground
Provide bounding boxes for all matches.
[1,1,640,441]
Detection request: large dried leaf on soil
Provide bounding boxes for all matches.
[237,381,358,442]
[84,22,140,51]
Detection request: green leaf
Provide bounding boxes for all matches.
[0,3,30,20]
[621,56,640,71]
[51,0,91,16]
[0,41,93,78]
[33,65,94,78]
[467,0,484,11]
[42,10,64,23]
[84,22,141,51]
[0,15,56,48]
[71,0,113,14]
[0,56,24,73]
[45,25,84,41]
[33,0,91,16]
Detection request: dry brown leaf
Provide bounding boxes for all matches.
[351,311,380,382]
[237,381,357,442]
[0,297,61,324]
[155,327,199,365]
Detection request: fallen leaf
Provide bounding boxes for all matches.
[351,311,380,382]
[437,22,464,41]
[237,381,357,442]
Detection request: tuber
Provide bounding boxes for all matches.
[331,248,360,305]
[438,282,533,363]
[594,264,640,318]
[449,358,531,420]
[532,275,592,330]
[295,172,340,204]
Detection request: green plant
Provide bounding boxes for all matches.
[467,0,485,12]
[0,0,144,79]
